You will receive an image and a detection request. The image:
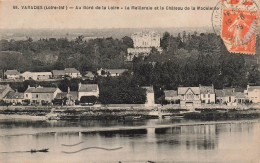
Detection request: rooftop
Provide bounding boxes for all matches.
[164,90,178,97]
[65,68,80,73]
[52,70,66,76]
[5,70,20,75]
[178,87,200,95]
[4,91,24,99]
[200,85,215,94]
[25,86,59,93]
[79,84,99,92]
[0,84,11,94]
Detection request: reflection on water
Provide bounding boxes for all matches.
[0,119,259,162]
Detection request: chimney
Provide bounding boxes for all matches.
[68,87,70,94]
[78,82,82,91]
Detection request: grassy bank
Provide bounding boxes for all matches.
[184,109,260,120]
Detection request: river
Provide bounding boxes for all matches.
[0,118,259,163]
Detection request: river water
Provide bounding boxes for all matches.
[0,118,259,163]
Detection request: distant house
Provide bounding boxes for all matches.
[55,87,78,105]
[215,88,236,105]
[164,90,180,104]
[24,85,62,105]
[234,92,248,104]
[178,87,201,106]
[199,85,215,104]
[64,68,81,78]
[3,91,24,105]
[84,71,95,80]
[21,71,52,80]
[97,68,128,77]
[0,84,14,100]
[52,70,66,79]
[78,83,99,101]
[246,85,260,103]
[5,70,20,79]
[142,86,155,106]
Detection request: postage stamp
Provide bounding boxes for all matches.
[221,8,257,54]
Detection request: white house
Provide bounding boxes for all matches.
[5,70,20,79]
[65,68,81,78]
[178,87,201,107]
[24,85,62,105]
[199,85,215,104]
[142,86,155,106]
[78,83,99,101]
[21,71,52,80]
[246,85,260,103]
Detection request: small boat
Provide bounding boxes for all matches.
[30,148,49,153]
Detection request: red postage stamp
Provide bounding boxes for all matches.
[221,9,257,54]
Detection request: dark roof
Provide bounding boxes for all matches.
[142,86,154,93]
[200,86,215,94]
[5,70,20,75]
[78,84,98,92]
[52,70,65,76]
[65,68,80,73]
[178,87,200,95]
[4,91,24,99]
[25,86,59,93]
[164,90,178,97]
[215,89,235,97]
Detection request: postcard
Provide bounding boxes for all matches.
[0,0,259,162]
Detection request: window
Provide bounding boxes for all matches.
[26,94,28,98]
[203,94,205,98]
[208,94,210,98]
[36,94,39,98]
[208,99,210,104]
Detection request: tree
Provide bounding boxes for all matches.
[161,32,170,50]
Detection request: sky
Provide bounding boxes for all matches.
[0,0,220,29]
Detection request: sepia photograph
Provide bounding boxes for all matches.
[0,0,259,162]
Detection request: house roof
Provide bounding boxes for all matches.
[200,86,215,94]
[106,69,128,75]
[215,89,235,97]
[178,87,200,95]
[233,92,247,99]
[56,91,78,100]
[4,91,24,99]
[25,86,59,93]
[248,86,260,92]
[22,72,52,76]
[65,68,80,73]
[5,70,20,75]
[78,84,98,92]
[142,86,154,93]
[52,70,66,76]
[0,85,10,94]
[164,90,178,97]
[84,71,94,77]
